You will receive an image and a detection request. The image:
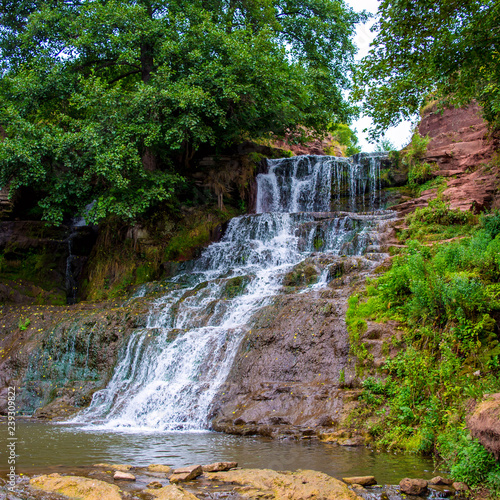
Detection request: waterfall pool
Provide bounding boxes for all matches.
[1,422,441,484]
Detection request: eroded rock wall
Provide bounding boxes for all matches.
[0,297,150,417]
[394,102,500,214]
[210,237,396,438]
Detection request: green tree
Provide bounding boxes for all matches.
[354,0,500,139]
[328,123,361,156]
[0,0,362,224]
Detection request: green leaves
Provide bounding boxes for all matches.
[0,0,360,223]
[355,0,500,138]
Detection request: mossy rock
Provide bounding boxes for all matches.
[283,262,319,287]
[221,275,251,299]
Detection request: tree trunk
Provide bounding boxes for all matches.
[140,43,154,84]
[142,148,157,172]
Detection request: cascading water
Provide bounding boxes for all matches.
[257,153,385,213]
[74,153,392,431]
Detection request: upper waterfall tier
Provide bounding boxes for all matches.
[256,153,387,213]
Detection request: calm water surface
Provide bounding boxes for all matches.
[0,422,440,483]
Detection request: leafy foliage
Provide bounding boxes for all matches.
[0,0,362,224]
[346,202,500,489]
[327,123,361,156]
[354,0,500,138]
[401,132,437,189]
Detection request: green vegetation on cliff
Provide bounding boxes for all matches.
[347,202,500,491]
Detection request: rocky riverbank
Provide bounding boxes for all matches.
[1,461,469,500]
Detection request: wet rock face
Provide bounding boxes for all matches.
[210,254,384,436]
[467,393,500,459]
[0,299,149,417]
[0,221,98,305]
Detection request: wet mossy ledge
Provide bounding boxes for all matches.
[0,298,152,417]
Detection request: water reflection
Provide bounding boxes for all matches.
[0,423,439,484]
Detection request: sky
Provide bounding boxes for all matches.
[345,0,414,152]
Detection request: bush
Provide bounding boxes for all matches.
[346,202,500,488]
[438,428,500,488]
[402,132,437,188]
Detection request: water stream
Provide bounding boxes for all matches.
[71,153,391,431]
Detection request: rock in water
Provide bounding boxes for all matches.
[92,463,133,471]
[202,462,238,472]
[146,484,200,499]
[169,465,203,483]
[343,476,377,486]
[147,464,172,474]
[30,473,122,500]
[399,478,428,495]
[147,481,164,489]
[113,471,136,481]
[206,468,362,499]
[430,476,453,485]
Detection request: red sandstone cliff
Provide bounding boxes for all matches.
[393,102,500,214]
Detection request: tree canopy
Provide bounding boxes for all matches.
[0,0,362,224]
[355,0,500,139]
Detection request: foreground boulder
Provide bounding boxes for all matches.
[146,484,200,499]
[206,468,362,499]
[467,393,500,459]
[30,473,122,500]
[170,465,203,483]
[399,478,428,496]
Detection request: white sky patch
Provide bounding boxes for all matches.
[345,0,414,152]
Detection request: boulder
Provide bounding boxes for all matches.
[467,393,500,459]
[399,478,428,496]
[169,465,203,483]
[202,462,238,472]
[343,476,377,486]
[113,471,135,481]
[206,468,362,499]
[453,482,469,492]
[147,464,172,474]
[430,476,453,486]
[146,484,200,499]
[30,473,122,500]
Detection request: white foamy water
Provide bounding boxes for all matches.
[73,153,391,431]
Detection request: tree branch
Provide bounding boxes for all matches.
[109,70,141,84]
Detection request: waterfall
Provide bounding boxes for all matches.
[73,153,391,431]
[256,153,386,213]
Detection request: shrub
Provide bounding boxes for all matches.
[346,200,500,488]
